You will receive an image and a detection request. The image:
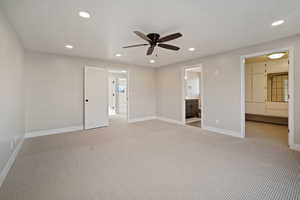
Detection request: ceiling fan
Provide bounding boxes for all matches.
[123,31,183,56]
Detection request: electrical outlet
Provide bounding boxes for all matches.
[216,120,219,124]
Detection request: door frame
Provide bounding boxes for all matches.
[181,64,204,127]
[240,47,294,148]
[107,69,130,122]
[108,76,117,115]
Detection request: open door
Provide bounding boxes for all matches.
[84,66,109,129]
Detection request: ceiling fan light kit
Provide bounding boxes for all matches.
[123,31,183,56]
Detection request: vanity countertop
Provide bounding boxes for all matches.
[185,98,200,100]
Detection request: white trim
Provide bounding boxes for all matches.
[240,57,246,138]
[287,48,295,148]
[290,144,300,151]
[156,117,184,125]
[128,116,157,123]
[202,126,243,138]
[126,70,130,122]
[200,69,204,128]
[181,64,204,128]
[25,125,83,138]
[240,47,295,148]
[181,67,186,123]
[0,137,24,188]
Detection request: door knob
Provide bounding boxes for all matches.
[85,99,89,102]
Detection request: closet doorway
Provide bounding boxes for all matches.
[241,48,294,148]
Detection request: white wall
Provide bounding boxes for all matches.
[156,66,183,121]
[156,34,300,144]
[0,10,25,180]
[25,51,156,133]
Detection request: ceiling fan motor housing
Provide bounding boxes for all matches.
[147,33,160,45]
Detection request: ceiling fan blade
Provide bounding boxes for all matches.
[147,46,155,55]
[158,43,180,51]
[123,44,149,48]
[158,33,183,43]
[134,31,151,42]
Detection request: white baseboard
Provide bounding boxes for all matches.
[156,117,184,125]
[128,116,157,123]
[202,126,243,138]
[0,137,24,188]
[290,143,300,151]
[25,125,83,138]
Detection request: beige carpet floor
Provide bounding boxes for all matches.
[0,119,299,200]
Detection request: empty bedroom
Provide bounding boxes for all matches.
[1,0,300,199]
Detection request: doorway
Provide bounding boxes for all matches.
[84,67,129,130]
[182,65,203,128]
[108,70,128,120]
[241,48,294,148]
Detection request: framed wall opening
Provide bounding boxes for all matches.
[241,47,294,148]
[108,70,129,122]
[181,64,204,128]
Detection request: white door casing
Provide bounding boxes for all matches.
[108,77,117,115]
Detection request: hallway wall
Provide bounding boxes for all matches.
[0,9,25,183]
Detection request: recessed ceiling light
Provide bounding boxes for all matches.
[115,53,122,57]
[150,59,155,64]
[79,11,91,19]
[188,47,195,52]
[65,45,73,49]
[268,52,285,59]
[272,20,285,27]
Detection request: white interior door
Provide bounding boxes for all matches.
[84,66,109,129]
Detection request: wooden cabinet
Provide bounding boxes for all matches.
[185,99,199,118]
[245,59,288,117]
